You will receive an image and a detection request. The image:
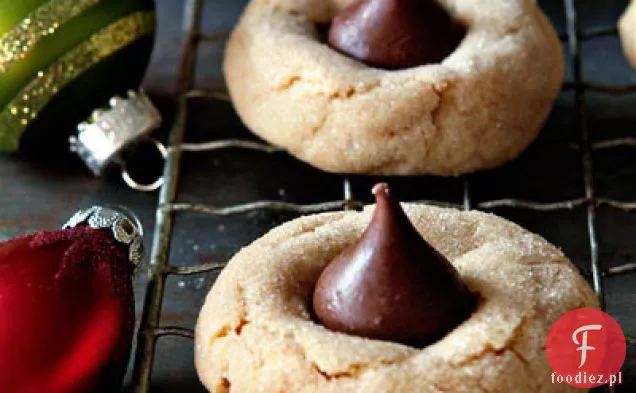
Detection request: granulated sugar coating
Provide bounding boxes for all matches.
[195,204,597,393]
[224,0,564,175]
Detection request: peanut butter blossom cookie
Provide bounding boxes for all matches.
[0,0,155,152]
[619,0,636,69]
[195,184,598,393]
[224,0,564,175]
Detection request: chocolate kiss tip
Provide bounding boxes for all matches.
[313,182,476,348]
[372,183,389,196]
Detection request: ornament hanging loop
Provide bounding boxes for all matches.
[119,138,167,192]
[70,90,165,192]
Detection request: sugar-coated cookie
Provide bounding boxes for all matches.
[195,203,597,392]
[224,0,564,175]
[620,0,636,69]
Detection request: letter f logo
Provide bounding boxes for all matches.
[572,324,602,368]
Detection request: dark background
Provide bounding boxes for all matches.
[1,0,636,391]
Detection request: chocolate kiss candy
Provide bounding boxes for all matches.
[313,183,475,347]
[328,0,466,69]
[0,207,141,393]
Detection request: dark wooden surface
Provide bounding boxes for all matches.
[1,0,636,391]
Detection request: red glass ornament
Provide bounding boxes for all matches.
[0,226,135,393]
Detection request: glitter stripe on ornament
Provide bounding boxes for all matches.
[0,0,102,74]
[0,11,154,151]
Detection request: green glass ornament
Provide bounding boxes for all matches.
[0,0,156,152]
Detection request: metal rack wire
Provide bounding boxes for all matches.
[129,0,636,391]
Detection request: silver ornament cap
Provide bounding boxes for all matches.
[63,206,144,266]
[70,90,166,192]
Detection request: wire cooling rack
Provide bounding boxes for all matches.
[129,0,636,391]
